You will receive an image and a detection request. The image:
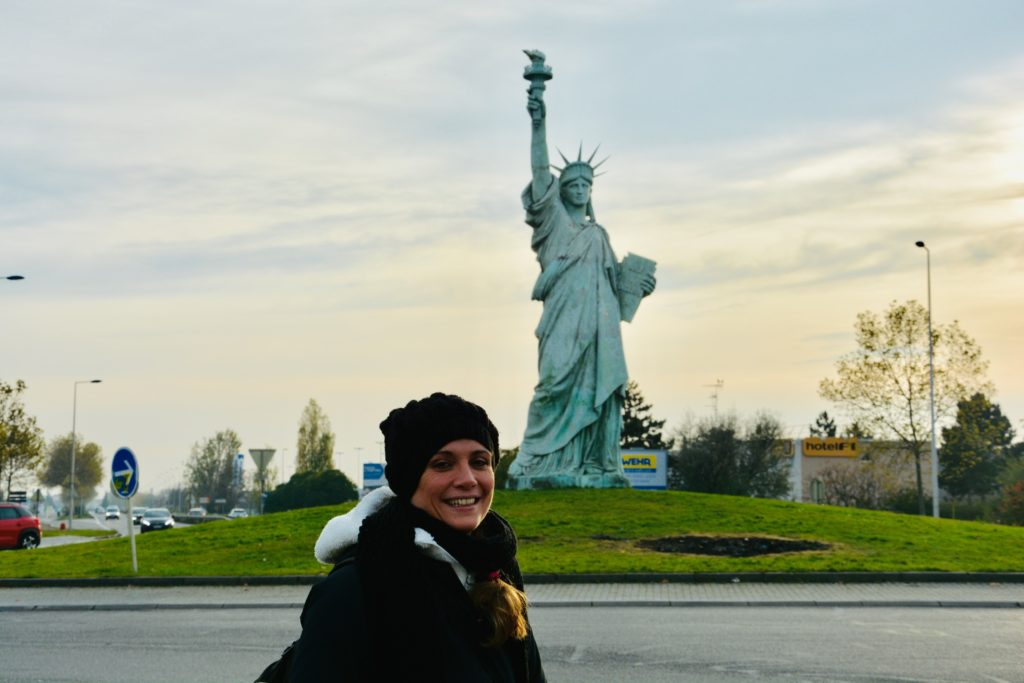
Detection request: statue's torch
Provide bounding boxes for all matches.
[523,49,552,128]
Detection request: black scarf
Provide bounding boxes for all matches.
[354,498,527,681]
[406,504,524,589]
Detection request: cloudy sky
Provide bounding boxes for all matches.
[2,0,1022,494]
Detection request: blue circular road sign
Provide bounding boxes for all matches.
[111,447,139,499]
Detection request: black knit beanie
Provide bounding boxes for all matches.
[379,392,500,499]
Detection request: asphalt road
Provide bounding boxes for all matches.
[2,605,1021,682]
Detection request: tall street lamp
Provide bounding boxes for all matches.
[69,379,102,529]
[915,241,940,518]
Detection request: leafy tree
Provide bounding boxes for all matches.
[841,420,874,439]
[38,434,103,514]
[621,380,672,449]
[819,299,991,515]
[670,413,790,498]
[0,379,45,498]
[809,411,837,438]
[296,399,335,474]
[264,469,357,513]
[939,393,1014,500]
[185,429,243,509]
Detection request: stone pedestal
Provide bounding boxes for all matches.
[508,472,630,490]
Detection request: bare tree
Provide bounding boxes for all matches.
[817,454,902,509]
[185,429,242,509]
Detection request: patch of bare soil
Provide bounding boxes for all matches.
[635,535,830,557]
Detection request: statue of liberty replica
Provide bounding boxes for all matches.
[508,50,657,490]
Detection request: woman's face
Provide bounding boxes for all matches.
[411,439,495,534]
[560,178,592,209]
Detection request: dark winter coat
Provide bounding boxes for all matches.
[287,488,546,683]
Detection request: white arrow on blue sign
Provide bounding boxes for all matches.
[111,447,139,499]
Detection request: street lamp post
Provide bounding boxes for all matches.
[69,379,102,530]
[915,241,940,518]
[353,446,364,488]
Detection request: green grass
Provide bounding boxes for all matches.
[2,489,1023,578]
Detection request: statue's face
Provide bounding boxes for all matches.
[560,178,592,210]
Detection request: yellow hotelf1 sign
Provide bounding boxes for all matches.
[802,438,859,457]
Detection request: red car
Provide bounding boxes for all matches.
[0,503,41,550]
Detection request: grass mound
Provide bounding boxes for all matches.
[2,489,1023,578]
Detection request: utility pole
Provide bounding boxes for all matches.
[704,379,724,420]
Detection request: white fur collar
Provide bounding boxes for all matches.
[313,486,469,587]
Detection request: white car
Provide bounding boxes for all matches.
[105,505,121,520]
[227,507,249,519]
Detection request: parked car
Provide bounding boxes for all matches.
[131,507,149,525]
[0,502,41,550]
[186,507,207,519]
[227,508,248,519]
[139,507,175,534]
[105,505,121,520]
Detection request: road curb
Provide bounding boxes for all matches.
[523,571,1024,584]
[2,571,1023,588]
[528,600,1024,609]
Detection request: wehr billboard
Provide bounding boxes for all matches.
[621,449,668,490]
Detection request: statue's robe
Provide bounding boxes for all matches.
[509,178,629,487]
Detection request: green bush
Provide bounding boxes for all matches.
[998,481,1024,525]
[884,487,933,516]
[942,497,998,522]
[264,469,357,513]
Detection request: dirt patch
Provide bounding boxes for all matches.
[636,535,830,557]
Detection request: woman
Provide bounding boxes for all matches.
[508,63,656,490]
[286,392,546,682]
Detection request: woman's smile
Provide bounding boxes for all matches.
[411,439,495,533]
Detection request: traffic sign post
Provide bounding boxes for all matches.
[111,447,139,574]
[249,449,276,514]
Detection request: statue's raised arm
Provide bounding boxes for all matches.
[523,49,553,200]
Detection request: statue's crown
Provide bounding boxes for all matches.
[552,144,607,184]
